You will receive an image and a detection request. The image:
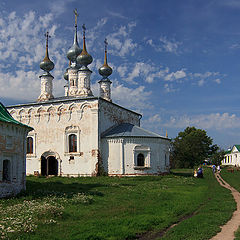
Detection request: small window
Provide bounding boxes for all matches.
[27,137,33,154]
[3,160,10,181]
[137,153,145,166]
[69,134,77,152]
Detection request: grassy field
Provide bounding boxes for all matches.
[220,167,240,240]
[0,168,235,240]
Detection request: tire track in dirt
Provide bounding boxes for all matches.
[210,172,240,240]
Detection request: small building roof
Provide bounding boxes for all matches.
[0,102,32,129]
[102,123,169,139]
[234,145,240,152]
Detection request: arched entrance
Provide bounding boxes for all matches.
[3,159,11,181]
[40,151,60,176]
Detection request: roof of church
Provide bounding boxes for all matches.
[102,123,170,139]
[7,97,142,117]
[0,102,32,129]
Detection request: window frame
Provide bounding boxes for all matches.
[69,134,77,153]
[26,131,36,157]
[133,145,151,169]
[65,126,81,156]
[27,136,33,154]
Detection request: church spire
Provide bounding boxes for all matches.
[40,32,54,73]
[98,38,112,102]
[76,24,93,68]
[67,9,82,63]
[99,38,112,78]
[38,32,54,102]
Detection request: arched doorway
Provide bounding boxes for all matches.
[40,153,59,176]
[3,159,11,181]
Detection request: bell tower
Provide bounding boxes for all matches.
[98,38,112,102]
[38,32,55,102]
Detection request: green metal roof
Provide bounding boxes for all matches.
[234,145,240,152]
[225,145,240,154]
[0,102,32,129]
[225,150,231,154]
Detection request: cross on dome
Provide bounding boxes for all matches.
[74,9,78,27]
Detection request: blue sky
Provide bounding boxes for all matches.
[1,0,240,149]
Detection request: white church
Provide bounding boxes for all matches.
[7,13,170,177]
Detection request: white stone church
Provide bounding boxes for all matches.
[7,14,170,177]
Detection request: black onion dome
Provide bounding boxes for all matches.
[76,25,92,67]
[77,51,93,67]
[67,43,82,62]
[99,46,112,77]
[99,64,112,77]
[40,44,54,72]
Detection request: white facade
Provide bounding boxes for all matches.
[7,97,170,177]
[0,106,32,198]
[101,137,170,176]
[222,145,240,166]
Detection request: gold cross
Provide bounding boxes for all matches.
[74,9,78,26]
[44,31,51,47]
[104,38,108,52]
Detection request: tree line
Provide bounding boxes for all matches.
[170,126,225,168]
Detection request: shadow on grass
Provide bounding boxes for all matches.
[18,177,107,199]
[170,170,193,177]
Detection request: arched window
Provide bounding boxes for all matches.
[27,137,33,154]
[69,134,77,152]
[3,160,10,181]
[137,153,145,166]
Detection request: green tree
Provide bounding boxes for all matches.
[171,126,217,168]
[210,149,225,166]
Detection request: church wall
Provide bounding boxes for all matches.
[8,98,100,177]
[101,137,170,176]
[0,122,29,198]
[99,99,140,135]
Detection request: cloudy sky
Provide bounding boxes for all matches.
[1,0,240,149]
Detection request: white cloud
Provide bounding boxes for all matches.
[48,0,75,16]
[164,113,240,130]
[0,10,68,100]
[107,10,128,20]
[164,83,177,93]
[148,114,161,123]
[147,36,182,54]
[91,80,152,112]
[164,69,187,81]
[198,79,205,86]
[111,81,152,112]
[107,22,137,57]
[214,78,221,84]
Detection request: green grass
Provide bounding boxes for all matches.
[0,168,236,240]
[220,168,240,240]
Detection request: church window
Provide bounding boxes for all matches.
[3,160,11,181]
[69,134,77,152]
[134,145,151,169]
[137,153,145,166]
[65,126,80,155]
[27,137,33,154]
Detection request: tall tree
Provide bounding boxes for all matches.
[210,149,225,166]
[171,127,217,168]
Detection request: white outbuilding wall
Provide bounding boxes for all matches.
[0,121,31,198]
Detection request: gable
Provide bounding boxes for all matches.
[232,145,240,153]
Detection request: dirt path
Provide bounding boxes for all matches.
[210,172,240,240]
